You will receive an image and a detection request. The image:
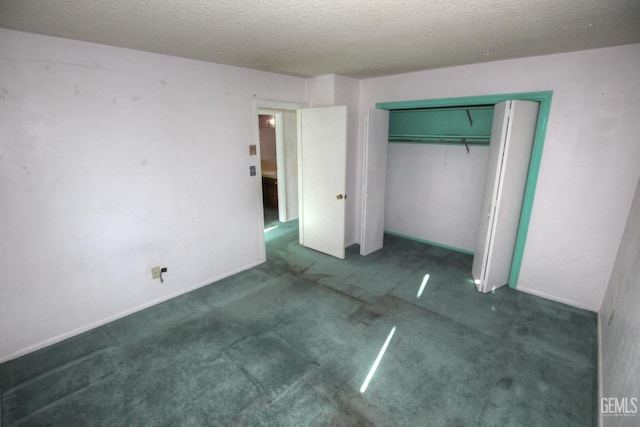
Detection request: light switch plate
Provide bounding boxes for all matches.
[249,145,257,155]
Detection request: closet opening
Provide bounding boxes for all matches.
[375,91,552,289]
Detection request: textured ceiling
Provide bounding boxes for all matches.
[1,0,639,78]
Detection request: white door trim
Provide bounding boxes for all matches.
[251,99,307,261]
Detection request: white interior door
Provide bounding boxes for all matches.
[361,109,390,256]
[472,100,539,292]
[298,106,348,259]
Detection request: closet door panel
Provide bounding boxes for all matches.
[472,100,539,292]
[488,100,540,289]
[472,101,510,291]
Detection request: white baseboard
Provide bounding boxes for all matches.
[0,259,265,364]
[516,286,598,311]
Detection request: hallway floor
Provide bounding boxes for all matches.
[1,219,598,426]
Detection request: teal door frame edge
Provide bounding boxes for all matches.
[376,91,553,289]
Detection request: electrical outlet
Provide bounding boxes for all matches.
[151,266,161,280]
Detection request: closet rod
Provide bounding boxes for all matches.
[389,138,489,144]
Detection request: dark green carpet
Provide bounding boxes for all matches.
[0,219,597,426]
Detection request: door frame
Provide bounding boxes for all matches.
[376,91,553,289]
[251,99,307,261]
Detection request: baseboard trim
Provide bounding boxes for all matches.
[383,230,474,256]
[516,286,598,312]
[0,259,265,364]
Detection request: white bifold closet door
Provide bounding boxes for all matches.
[360,108,390,256]
[472,100,539,293]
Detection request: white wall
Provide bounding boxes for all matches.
[385,143,489,252]
[0,29,307,362]
[599,177,640,425]
[359,44,640,310]
[306,74,336,107]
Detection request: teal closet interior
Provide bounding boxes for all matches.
[388,106,494,144]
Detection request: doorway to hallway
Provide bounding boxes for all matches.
[257,113,280,227]
[252,99,306,260]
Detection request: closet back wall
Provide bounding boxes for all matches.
[385,143,489,252]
